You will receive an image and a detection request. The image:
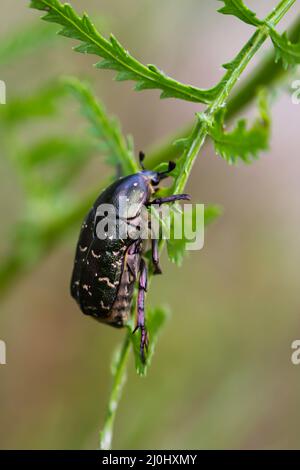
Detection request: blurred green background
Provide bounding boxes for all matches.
[1,0,300,449]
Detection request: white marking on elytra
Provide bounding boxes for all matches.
[98,277,117,288]
[82,284,90,291]
[100,301,110,310]
[91,250,101,259]
[79,245,88,252]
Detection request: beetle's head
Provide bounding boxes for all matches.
[139,151,176,188]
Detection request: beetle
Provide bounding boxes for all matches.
[70,152,190,362]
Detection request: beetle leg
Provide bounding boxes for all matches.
[151,239,162,275]
[147,194,191,206]
[126,241,141,279]
[126,254,139,279]
[133,258,148,363]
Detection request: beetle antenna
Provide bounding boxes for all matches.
[158,161,176,179]
[139,151,146,170]
[167,161,176,173]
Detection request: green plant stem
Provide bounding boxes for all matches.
[173,0,296,194]
[100,333,131,450]
[148,14,300,169]
[100,0,296,449]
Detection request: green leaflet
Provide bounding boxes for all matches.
[270,28,300,69]
[204,204,223,226]
[29,0,217,104]
[166,204,203,266]
[217,0,262,26]
[166,204,222,266]
[63,77,138,175]
[131,306,171,376]
[221,0,300,70]
[206,92,271,164]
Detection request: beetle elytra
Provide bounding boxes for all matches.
[70,152,190,362]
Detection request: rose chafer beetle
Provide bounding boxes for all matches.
[70,152,190,362]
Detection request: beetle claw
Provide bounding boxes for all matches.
[133,325,149,363]
[153,264,162,275]
[140,327,149,363]
[133,324,139,334]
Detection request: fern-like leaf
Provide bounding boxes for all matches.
[206,91,271,164]
[63,77,138,175]
[30,0,217,104]
[217,0,262,26]
[166,204,222,266]
[270,29,300,69]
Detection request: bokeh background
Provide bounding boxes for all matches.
[1,0,300,449]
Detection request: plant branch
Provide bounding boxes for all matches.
[172,0,296,194]
[100,333,131,450]
[63,77,138,175]
[30,0,219,104]
[147,14,300,169]
[1,0,297,449]
[99,0,297,449]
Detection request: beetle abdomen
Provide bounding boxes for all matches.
[106,262,136,327]
[107,240,142,327]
